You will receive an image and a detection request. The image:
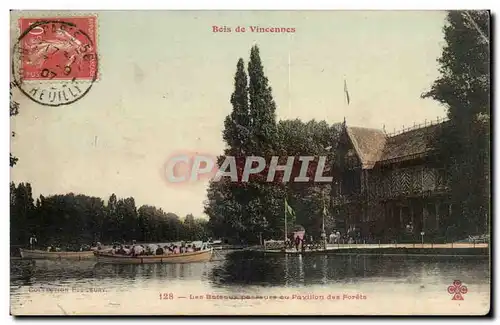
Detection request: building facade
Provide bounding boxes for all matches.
[331,119,452,241]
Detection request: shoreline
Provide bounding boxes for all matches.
[250,243,489,257]
[252,249,489,257]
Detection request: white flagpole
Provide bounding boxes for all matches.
[288,36,292,116]
[284,199,287,246]
[322,192,326,249]
[285,34,291,248]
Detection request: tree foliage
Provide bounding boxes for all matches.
[223,58,251,156]
[423,10,490,236]
[205,45,340,244]
[247,45,278,155]
[10,182,210,247]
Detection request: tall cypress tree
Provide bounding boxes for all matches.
[207,59,250,242]
[248,45,277,155]
[423,11,490,236]
[223,58,250,155]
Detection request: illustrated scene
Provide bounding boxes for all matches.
[9,10,490,315]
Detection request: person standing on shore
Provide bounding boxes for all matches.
[295,235,301,251]
[29,235,37,250]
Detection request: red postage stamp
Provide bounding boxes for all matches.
[17,16,97,81]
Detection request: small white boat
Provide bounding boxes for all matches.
[94,248,213,264]
[19,248,96,260]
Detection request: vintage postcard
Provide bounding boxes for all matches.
[9,10,491,316]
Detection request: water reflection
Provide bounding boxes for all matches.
[9,252,490,315]
[208,251,490,287]
[10,252,490,289]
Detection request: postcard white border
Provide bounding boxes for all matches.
[2,1,497,324]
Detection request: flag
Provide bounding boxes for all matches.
[285,198,296,222]
[344,79,350,105]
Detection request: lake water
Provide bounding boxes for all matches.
[10,251,490,315]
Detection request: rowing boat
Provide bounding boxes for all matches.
[19,248,96,260]
[94,248,213,264]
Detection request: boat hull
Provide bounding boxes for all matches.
[19,249,96,260]
[94,249,213,264]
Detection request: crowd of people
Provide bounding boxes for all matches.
[45,244,93,252]
[281,229,372,252]
[110,241,208,256]
[27,235,209,256]
[285,235,323,252]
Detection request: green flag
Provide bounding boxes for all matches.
[285,198,296,222]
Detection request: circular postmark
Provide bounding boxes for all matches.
[12,19,98,106]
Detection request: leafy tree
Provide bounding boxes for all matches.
[205,178,243,241]
[423,10,490,236]
[116,197,138,241]
[206,45,341,244]
[248,45,277,155]
[223,58,251,155]
[10,184,210,248]
[10,182,35,245]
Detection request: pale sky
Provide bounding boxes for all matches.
[10,10,448,218]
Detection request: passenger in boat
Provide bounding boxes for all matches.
[163,245,173,255]
[116,245,128,255]
[186,245,194,253]
[150,244,159,253]
[295,236,301,251]
[132,244,145,256]
[173,245,180,254]
[81,244,91,252]
[155,247,164,255]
